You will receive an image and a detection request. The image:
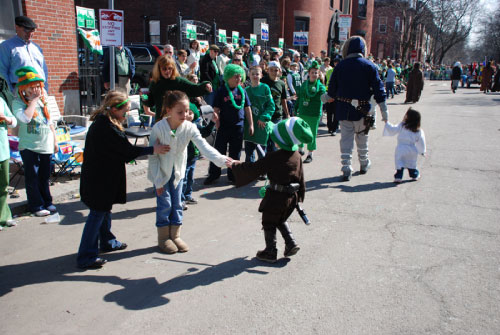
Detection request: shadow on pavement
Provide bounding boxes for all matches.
[0,249,288,310]
[333,181,397,192]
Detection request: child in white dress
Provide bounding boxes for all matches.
[383,107,426,183]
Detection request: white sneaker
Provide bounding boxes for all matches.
[46,205,57,212]
[5,220,17,227]
[35,209,50,217]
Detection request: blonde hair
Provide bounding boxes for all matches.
[152,55,180,82]
[90,90,128,131]
[18,82,49,120]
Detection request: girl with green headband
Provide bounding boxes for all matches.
[204,64,254,185]
[295,61,326,163]
[77,90,170,269]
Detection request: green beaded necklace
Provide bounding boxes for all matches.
[225,83,246,109]
[304,79,320,98]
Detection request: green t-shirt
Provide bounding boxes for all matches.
[116,48,129,76]
[13,98,54,154]
[0,98,14,161]
[244,83,275,145]
[260,76,287,122]
[296,79,326,117]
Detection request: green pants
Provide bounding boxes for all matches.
[298,114,321,151]
[0,159,12,225]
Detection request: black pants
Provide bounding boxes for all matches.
[208,125,243,180]
[325,102,338,132]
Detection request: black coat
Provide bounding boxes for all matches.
[80,114,145,211]
[199,53,218,84]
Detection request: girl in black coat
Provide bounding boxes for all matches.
[77,91,169,269]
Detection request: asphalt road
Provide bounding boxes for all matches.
[1,83,499,335]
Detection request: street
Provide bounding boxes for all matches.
[1,83,499,334]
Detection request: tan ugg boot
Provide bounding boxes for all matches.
[170,225,189,252]
[157,226,178,254]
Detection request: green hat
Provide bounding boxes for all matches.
[270,117,313,151]
[15,66,44,87]
[189,102,200,120]
[309,60,320,70]
[223,63,246,83]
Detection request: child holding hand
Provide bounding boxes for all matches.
[148,90,231,254]
[383,107,426,183]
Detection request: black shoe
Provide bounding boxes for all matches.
[203,175,218,185]
[79,258,107,269]
[101,242,127,253]
[330,131,336,136]
[298,149,305,156]
[182,202,188,210]
[284,244,300,257]
[185,198,198,205]
[256,248,278,263]
[303,155,313,163]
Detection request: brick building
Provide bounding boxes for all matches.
[0,0,80,114]
[76,0,347,55]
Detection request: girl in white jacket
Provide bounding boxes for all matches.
[148,90,231,254]
[383,107,426,183]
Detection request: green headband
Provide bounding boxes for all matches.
[116,98,130,108]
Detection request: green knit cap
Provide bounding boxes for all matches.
[309,60,320,70]
[270,117,313,151]
[189,102,200,120]
[224,64,246,83]
[15,66,44,87]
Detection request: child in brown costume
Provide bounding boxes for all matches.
[230,117,313,262]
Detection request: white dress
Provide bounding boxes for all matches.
[383,122,426,169]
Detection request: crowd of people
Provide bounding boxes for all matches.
[4,16,494,267]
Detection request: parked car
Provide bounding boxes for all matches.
[125,44,163,89]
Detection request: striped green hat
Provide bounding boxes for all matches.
[270,117,313,151]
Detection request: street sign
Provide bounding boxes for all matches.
[339,27,349,42]
[250,34,257,46]
[99,9,124,46]
[261,23,269,41]
[186,24,197,40]
[76,6,95,29]
[338,14,352,28]
[218,29,226,43]
[232,31,239,44]
[293,32,308,46]
[278,38,284,48]
[411,50,417,59]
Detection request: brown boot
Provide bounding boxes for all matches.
[157,226,178,254]
[170,225,189,252]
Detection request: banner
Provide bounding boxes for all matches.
[232,31,239,44]
[99,9,124,47]
[261,23,269,41]
[76,6,95,29]
[198,40,209,54]
[292,32,308,46]
[186,24,197,40]
[77,28,103,55]
[218,29,227,43]
[278,38,284,49]
[250,34,257,46]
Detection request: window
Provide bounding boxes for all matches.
[394,17,400,32]
[358,0,367,18]
[253,18,267,36]
[295,17,310,32]
[379,17,387,33]
[149,20,160,45]
[377,42,384,60]
[330,0,334,9]
[129,47,152,63]
[0,0,22,41]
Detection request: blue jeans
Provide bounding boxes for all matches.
[77,209,118,267]
[182,157,197,201]
[386,82,395,98]
[244,141,266,163]
[19,149,53,212]
[156,172,183,227]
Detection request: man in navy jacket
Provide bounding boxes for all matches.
[325,36,388,181]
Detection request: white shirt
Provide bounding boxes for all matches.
[148,119,227,188]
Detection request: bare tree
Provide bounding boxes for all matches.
[428,0,479,64]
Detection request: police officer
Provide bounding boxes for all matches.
[324,36,388,181]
